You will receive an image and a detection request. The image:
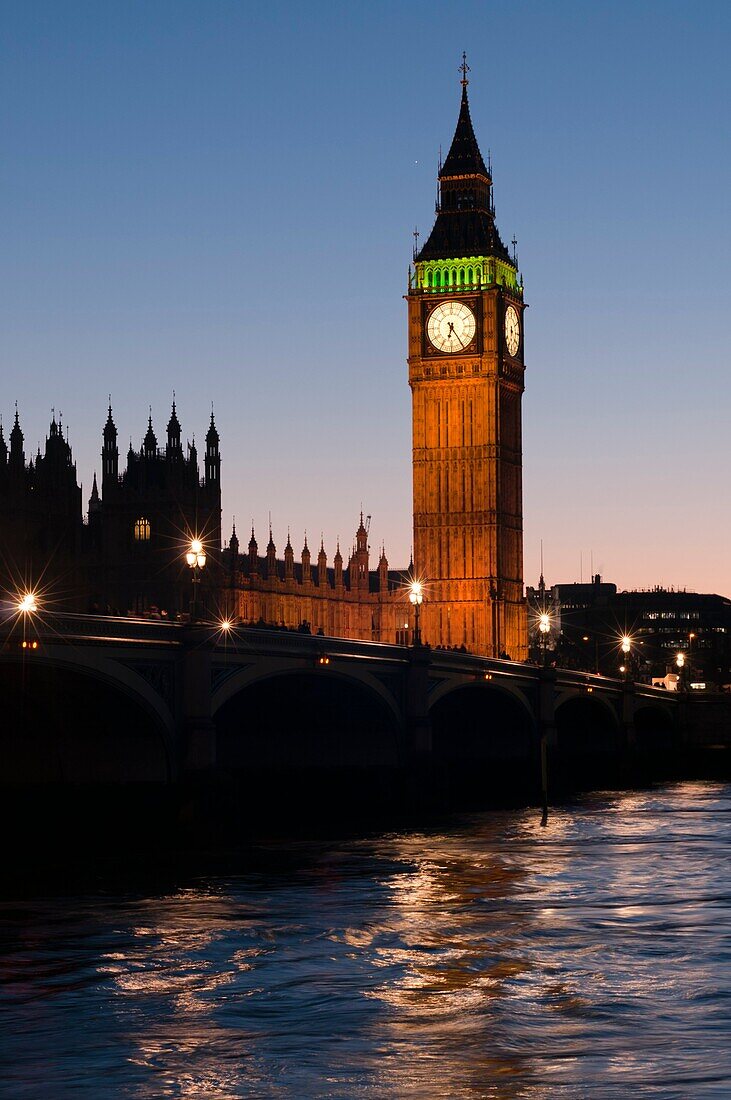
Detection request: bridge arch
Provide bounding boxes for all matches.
[428,676,534,721]
[214,668,404,816]
[212,659,402,728]
[0,654,174,785]
[42,647,176,747]
[554,691,623,770]
[428,681,536,802]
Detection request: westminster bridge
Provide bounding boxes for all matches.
[3,611,714,808]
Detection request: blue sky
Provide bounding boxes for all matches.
[2,1,730,592]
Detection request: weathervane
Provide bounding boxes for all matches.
[459,52,470,87]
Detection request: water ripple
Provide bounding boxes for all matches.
[1,782,730,1098]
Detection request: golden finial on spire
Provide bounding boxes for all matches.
[459,52,470,88]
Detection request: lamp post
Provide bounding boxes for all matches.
[186,538,207,622]
[409,581,424,646]
[17,591,39,708]
[621,635,631,681]
[676,650,685,692]
[17,591,38,648]
[537,610,552,826]
[538,612,551,667]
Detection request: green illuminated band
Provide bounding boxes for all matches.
[412,255,521,294]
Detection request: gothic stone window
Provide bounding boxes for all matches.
[134,517,151,541]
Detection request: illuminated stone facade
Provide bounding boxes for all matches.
[407,74,528,658]
[222,515,412,644]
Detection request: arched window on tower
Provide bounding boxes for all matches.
[134,517,151,542]
[467,266,473,285]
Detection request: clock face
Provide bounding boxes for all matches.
[504,305,520,357]
[426,300,476,353]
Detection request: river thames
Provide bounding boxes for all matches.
[1,781,730,1098]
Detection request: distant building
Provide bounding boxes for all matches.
[535,574,731,681]
[525,574,561,661]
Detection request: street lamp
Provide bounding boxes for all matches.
[620,635,631,680]
[409,580,424,646]
[676,650,685,690]
[186,537,207,622]
[538,612,551,667]
[17,592,38,615]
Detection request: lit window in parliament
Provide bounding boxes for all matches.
[134,517,151,541]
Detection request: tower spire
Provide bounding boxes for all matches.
[415,62,512,265]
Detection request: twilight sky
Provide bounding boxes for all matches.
[2,1,730,594]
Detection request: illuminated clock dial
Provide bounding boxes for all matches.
[427,300,476,353]
[504,305,520,357]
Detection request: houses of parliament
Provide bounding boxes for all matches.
[0,68,528,659]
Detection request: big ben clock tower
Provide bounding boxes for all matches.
[408,59,527,659]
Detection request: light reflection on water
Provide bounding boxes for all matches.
[1,781,730,1098]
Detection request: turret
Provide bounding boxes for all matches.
[301,534,311,585]
[143,412,157,459]
[88,472,101,514]
[102,402,119,483]
[229,519,239,577]
[356,511,368,555]
[229,519,239,559]
[166,399,182,461]
[353,512,369,590]
[9,405,24,472]
[378,545,389,592]
[248,525,259,574]
[0,418,7,471]
[205,410,220,485]
[284,530,294,580]
[317,537,327,588]
[266,525,277,580]
[334,540,343,588]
